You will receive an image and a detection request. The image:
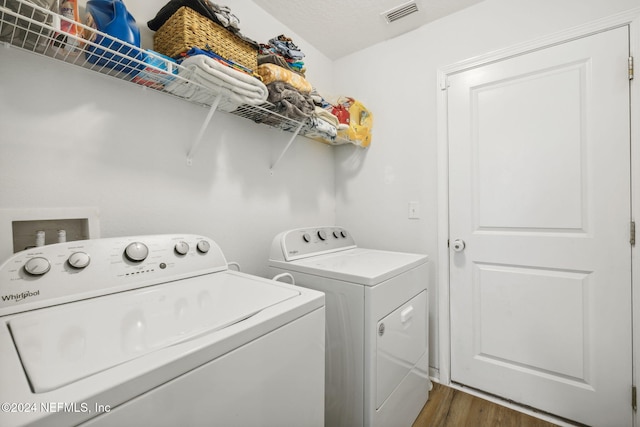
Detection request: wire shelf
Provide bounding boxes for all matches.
[232,103,303,131]
[0,0,310,133]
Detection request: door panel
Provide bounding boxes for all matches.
[473,263,589,381]
[448,26,631,426]
[474,62,586,231]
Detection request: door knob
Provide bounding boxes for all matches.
[452,239,466,252]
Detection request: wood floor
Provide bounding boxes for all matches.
[412,383,559,427]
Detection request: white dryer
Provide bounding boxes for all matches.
[0,234,325,427]
[269,226,429,427]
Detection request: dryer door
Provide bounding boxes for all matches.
[376,290,427,408]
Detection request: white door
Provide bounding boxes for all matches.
[447,26,632,426]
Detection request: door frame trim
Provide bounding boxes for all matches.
[436,7,640,420]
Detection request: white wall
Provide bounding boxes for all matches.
[332,0,640,375]
[0,0,335,276]
[3,0,639,381]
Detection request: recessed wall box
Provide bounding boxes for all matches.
[0,208,100,263]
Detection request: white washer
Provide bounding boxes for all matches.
[0,234,325,427]
[269,226,429,427]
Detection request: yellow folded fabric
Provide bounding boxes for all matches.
[257,63,313,93]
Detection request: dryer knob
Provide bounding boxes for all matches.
[24,257,51,276]
[302,233,311,243]
[68,252,91,269]
[333,231,340,239]
[197,240,211,254]
[124,242,149,262]
[317,230,327,241]
[340,231,348,238]
[174,241,190,255]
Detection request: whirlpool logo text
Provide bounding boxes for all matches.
[1,290,40,302]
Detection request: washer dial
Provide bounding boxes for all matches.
[124,242,149,262]
[24,257,51,276]
[68,252,91,269]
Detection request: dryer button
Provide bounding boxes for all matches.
[174,241,189,255]
[197,240,211,254]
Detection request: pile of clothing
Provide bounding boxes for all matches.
[147,0,266,110]
[300,89,341,143]
[149,0,246,37]
[256,34,315,122]
[301,93,374,147]
[259,34,305,76]
[332,97,374,147]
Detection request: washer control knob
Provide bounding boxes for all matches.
[68,252,90,269]
[174,241,190,255]
[24,257,51,276]
[333,231,340,238]
[302,233,311,243]
[340,231,348,238]
[197,240,210,254]
[124,242,149,262]
[317,230,327,241]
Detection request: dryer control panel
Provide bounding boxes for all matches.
[270,226,357,262]
[0,234,227,316]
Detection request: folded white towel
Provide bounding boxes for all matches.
[165,55,268,111]
[314,106,339,127]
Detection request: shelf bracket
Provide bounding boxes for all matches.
[270,121,305,173]
[187,94,222,166]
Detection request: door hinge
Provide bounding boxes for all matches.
[440,76,450,91]
[629,56,634,80]
[631,221,636,246]
[633,386,637,411]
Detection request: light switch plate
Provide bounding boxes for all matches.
[408,201,420,219]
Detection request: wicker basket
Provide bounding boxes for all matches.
[153,6,258,71]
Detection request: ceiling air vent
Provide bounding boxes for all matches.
[382,1,419,23]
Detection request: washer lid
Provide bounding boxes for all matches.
[8,273,299,393]
[273,248,428,286]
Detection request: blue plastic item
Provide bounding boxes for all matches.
[85,0,143,75]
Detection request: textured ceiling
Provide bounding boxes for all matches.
[251,0,485,60]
